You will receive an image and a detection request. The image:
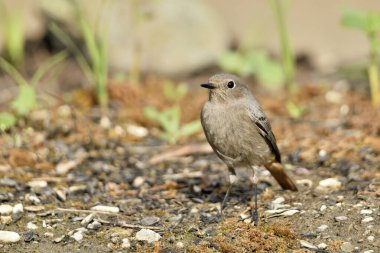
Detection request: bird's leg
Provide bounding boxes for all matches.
[219,170,237,218]
[250,166,259,226]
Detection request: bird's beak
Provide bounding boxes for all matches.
[200,83,216,89]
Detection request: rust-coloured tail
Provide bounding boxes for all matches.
[264,163,298,191]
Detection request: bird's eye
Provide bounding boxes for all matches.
[227,81,235,89]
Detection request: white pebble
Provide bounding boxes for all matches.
[300,240,318,250]
[132,176,145,188]
[317,178,342,191]
[121,238,131,248]
[0,231,20,243]
[26,222,38,230]
[136,229,161,243]
[367,236,374,242]
[335,216,348,222]
[272,197,285,204]
[91,205,119,213]
[360,210,373,215]
[363,250,374,253]
[176,241,184,248]
[56,160,77,175]
[44,232,54,237]
[320,205,327,212]
[71,231,83,242]
[318,243,327,249]
[27,180,48,188]
[12,203,23,214]
[361,217,374,223]
[0,205,13,215]
[317,224,329,232]
[126,124,148,138]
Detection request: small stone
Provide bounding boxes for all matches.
[340,241,354,252]
[0,231,21,243]
[23,231,35,242]
[91,205,119,213]
[44,232,54,237]
[56,160,77,175]
[176,241,184,248]
[361,217,374,223]
[81,213,95,226]
[363,250,374,253]
[25,194,41,205]
[126,124,148,138]
[87,221,101,230]
[53,235,68,243]
[136,229,161,243]
[367,235,374,242]
[71,231,83,242]
[296,179,313,187]
[318,243,327,249]
[27,180,48,189]
[0,205,13,215]
[100,116,111,129]
[335,216,348,222]
[360,209,373,215]
[26,222,38,230]
[1,216,12,224]
[317,224,329,232]
[300,240,318,250]
[24,205,45,212]
[132,176,145,188]
[316,178,342,191]
[320,205,327,212]
[12,204,23,214]
[121,238,131,249]
[272,197,285,204]
[68,185,87,194]
[141,216,160,226]
[54,187,67,201]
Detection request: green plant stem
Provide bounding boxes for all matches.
[268,0,295,94]
[368,53,380,107]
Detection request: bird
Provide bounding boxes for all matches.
[200,73,298,225]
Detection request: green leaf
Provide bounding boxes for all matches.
[0,112,16,131]
[341,8,369,32]
[370,37,380,54]
[11,85,37,115]
[285,100,306,119]
[143,106,159,121]
[179,120,202,137]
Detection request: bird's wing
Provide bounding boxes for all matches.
[247,107,281,163]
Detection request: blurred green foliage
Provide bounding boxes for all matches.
[163,80,189,102]
[218,49,284,88]
[341,8,380,107]
[267,0,296,93]
[144,106,202,144]
[285,100,306,119]
[0,52,67,130]
[50,0,109,111]
[0,1,25,67]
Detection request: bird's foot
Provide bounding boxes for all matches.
[251,209,259,226]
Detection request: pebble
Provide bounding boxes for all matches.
[26,222,38,230]
[141,216,160,226]
[132,176,145,188]
[176,241,184,248]
[24,205,45,212]
[91,205,119,213]
[317,243,327,249]
[316,178,342,191]
[44,232,54,237]
[54,187,67,201]
[25,194,41,205]
[316,224,329,232]
[87,221,101,230]
[12,204,23,214]
[136,229,161,243]
[126,124,148,138]
[27,180,48,189]
[0,231,21,243]
[363,250,374,253]
[1,216,12,224]
[300,240,318,250]
[23,231,35,242]
[0,205,13,215]
[265,209,299,216]
[360,209,373,215]
[56,160,77,175]
[367,236,374,242]
[340,241,354,252]
[320,205,327,212]
[81,213,95,226]
[296,179,313,187]
[272,197,285,204]
[335,216,348,222]
[71,231,83,242]
[361,217,374,223]
[121,238,131,249]
[68,185,87,194]
[100,116,112,129]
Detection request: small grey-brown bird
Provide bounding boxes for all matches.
[200,73,297,225]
